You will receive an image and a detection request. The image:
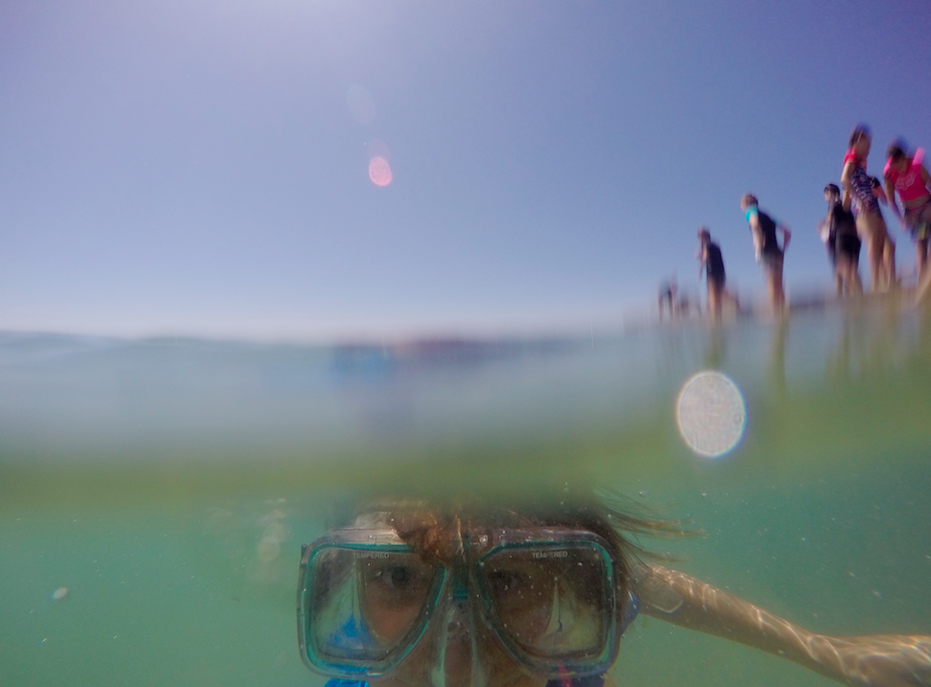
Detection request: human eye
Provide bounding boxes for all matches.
[370,563,420,591]
[486,569,527,597]
[360,555,434,605]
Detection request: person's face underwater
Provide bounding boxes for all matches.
[363,545,604,687]
[299,509,622,687]
[366,608,541,687]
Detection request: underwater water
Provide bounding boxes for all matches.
[2,304,931,687]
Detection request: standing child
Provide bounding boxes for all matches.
[824,184,862,297]
[883,141,931,283]
[842,125,895,292]
[741,194,791,314]
[697,228,727,322]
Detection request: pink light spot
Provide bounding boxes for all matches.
[369,156,392,186]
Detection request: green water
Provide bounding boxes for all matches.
[2,305,931,687]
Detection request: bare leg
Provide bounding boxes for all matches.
[707,282,722,323]
[847,259,863,296]
[837,255,862,297]
[766,261,786,314]
[917,238,930,282]
[857,213,888,293]
[917,265,931,305]
[883,235,896,290]
[913,205,931,283]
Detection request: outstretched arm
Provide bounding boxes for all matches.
[884,178,904,225]
[634,564,931,687]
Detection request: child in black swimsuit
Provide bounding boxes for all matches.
[698,228,727,322]
[824,183,862,297]
[741,194,792,315]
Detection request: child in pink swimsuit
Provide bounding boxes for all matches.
[884,142,931,281]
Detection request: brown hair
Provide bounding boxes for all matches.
[849,124,871,148]
[886,142,907,164]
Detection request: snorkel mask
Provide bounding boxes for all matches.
[297,521,624,686]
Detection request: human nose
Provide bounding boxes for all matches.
[426,581,488,687]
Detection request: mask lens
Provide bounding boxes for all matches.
[477,543,613,668]
[303,546,443,673]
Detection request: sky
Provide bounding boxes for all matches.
[1,0,930,341]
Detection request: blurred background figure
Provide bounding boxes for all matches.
[697,228,727,323]
[884,141,931,284]
[676,290,700,319]
[842,125,896,293]
[823,184,863,297]
[817,212,838,295]
[741,194,791,314]
[657,277,678,321]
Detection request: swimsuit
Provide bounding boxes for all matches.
[830,201,861,260]
[744,207,784,273]
[904,199,931,241]
[844,149,881,216]
[883,148,928,204]
[703,242,726,287]
[884,149,931,240]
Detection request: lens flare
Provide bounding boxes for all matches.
[369,156,392,187]
[676,371,746,458]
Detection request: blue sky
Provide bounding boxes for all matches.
[2,1,930,341]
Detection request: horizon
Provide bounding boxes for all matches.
[2,1,929,340]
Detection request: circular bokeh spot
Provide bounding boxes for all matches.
[368,156,392,186]
[676,371,746,457]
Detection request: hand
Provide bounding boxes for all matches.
[819,634,931,687]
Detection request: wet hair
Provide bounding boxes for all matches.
[741,193,758,209]
[849,124,871,148]
[824,184,840,197]
[887,141,907,163]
